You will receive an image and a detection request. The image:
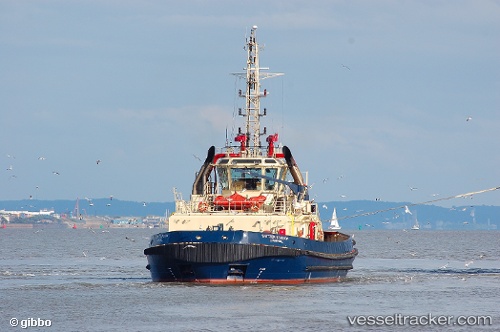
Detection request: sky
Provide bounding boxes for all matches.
[1,0,499,208]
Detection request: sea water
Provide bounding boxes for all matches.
[1,228,498,331]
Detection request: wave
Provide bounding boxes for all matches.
[396,267,500,275]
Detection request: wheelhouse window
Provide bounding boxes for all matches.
[216,167,229,191]
[230,168,261,191]
[265,168,278,190]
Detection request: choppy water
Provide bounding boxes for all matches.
[1,228,498,331]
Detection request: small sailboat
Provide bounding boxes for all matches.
[328,208,341,230]
[411,213,420,230]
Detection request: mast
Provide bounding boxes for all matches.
[233,26,283,156]
[74,197,80,219]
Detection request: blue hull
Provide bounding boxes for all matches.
[144,230,357,284]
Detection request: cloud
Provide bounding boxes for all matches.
[105,105,232,134]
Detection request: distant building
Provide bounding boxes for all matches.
[0,209,55,218]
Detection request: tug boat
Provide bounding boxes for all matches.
[144,26,357,283]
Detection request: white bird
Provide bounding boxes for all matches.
[409,186,418,191]
[466,116,472,121]
[322,204,328,209]
[404,206,412,215]
[340,194,347,198]
[38,156,46,160]
[404,275,414,283]
[96,159,101,164]
[439,263,449,269]
[183,245,196,249]
[52,171,60,175]
[465,260,474,267]
[6,165,13,171]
